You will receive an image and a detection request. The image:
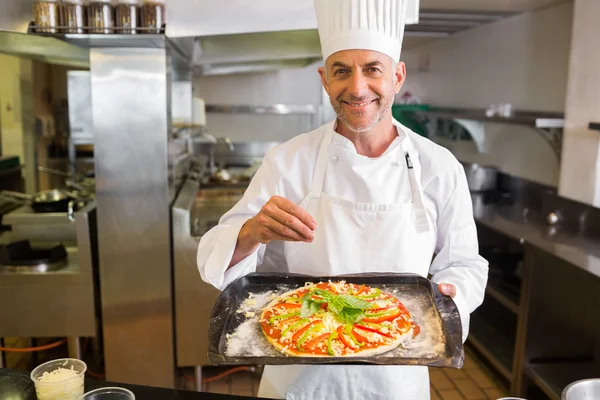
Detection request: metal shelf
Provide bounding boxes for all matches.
[486,284,520,315]
[524,361,600,400]
[423,107,564,128]
[468,316,514,381]
[205,104,318,116]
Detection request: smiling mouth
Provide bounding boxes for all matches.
[342,99,377,107]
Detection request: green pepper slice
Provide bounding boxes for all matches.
[345,324,365,347]
[269,311,300,325]
[297,324,323,351]
[359,288,381,299]
[327,331,338,356]
[280,318,309,338]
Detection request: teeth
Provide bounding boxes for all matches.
[348,101,372,107]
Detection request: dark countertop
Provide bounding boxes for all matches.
[474,205,600,279]
[0,368,271,400]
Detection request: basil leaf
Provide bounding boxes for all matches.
[337,294,373,310]
[328,297,344,315]
[310,289,334,302]
[338,308,365,324]
[300,293,318,318]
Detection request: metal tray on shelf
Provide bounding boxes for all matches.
[207,272,464,368]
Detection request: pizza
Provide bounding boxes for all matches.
[260,281,420,357]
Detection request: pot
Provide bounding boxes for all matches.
[462,162,498,192]
[562,378,600,400]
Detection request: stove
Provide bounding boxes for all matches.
[0,240,68,273]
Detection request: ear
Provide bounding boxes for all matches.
[318,66,330,96]
[394,61,407,94]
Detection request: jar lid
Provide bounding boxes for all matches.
[62,0,88,3]
[118,0,141,4]
[143,0,164,4]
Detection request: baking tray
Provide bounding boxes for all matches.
[208,272,464,368]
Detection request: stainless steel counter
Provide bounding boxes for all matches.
[474,205,600,279]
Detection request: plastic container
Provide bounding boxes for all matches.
[88,0,114,34]
[115,0,140,34]
[81,387,136,399]
[562,378,600,400]
[61,0,87,33]
[141,0,164,33]
[30,358,87,400]
[33,0,61,33]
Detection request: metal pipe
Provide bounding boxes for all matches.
[68,337,82,360]
[194,366,203,392]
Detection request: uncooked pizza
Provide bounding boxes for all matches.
[260,281,420,357]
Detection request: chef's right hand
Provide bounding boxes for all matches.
[243,196,317,244]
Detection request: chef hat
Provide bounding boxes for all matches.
[314,0,420,63]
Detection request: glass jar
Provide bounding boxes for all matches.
[115,0,140,34]
[141,0,164,34]
[61,0,87,33]
[33,0,60,33]
[88,0,114,34]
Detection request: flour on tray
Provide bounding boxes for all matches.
[225,284,448,360]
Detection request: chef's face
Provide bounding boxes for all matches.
[319,50,405,133]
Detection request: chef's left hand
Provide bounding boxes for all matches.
[438,283,456,298]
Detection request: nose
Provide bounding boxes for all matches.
[346,69,369,98]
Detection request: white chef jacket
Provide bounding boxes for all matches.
[198,120,488,399]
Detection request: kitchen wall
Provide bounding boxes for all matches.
[193,61,325,142]
[400,1,574,187]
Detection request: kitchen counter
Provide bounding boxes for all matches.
[474,205,600,279]
[0,368,272,400]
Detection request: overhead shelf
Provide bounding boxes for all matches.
[205,104,318,115]
[422,107,564,129]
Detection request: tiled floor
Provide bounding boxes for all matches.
[201,347,510,399]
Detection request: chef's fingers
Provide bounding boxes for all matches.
[262,202,315,241]
[271,196,318,231]
[438,283,456,298]
[255,212,307,242]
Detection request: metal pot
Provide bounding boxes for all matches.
[462,162,498,192]
[562,378,600,400]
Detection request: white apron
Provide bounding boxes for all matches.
[258,122,436,400]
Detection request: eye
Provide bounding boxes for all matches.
[366,67,382,73]
[333,68,349,75]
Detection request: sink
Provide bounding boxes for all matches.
[192,185,248,236]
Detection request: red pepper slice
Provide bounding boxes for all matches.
[292,320,321,341]
[276,303,301,310]
[363,310,402,323]
[304,332,330,350]
[413,324,421,338]
[354,324,394,339]
[366,305,396,313]
[352,328,369,343]
[356,285,366,295]
[337,325,356,349]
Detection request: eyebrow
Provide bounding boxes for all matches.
[330,61,384,69]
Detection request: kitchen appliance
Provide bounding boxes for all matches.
[562,379,600,400]
[0,240,68,273]
[0,201,99,358]
[462,162,498,192]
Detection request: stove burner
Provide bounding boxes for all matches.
[0,240,68,273]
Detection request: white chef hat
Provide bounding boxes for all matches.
[314,0,420,63]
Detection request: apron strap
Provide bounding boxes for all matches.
[404,150,431,234]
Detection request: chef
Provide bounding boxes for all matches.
[198,0,488,398]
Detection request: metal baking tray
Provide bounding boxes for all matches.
[208,272,464,368]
